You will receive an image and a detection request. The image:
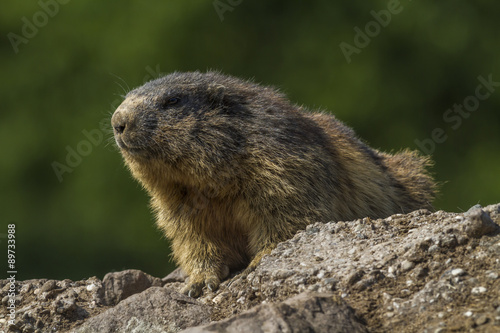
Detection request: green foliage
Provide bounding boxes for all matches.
[1,0,498,280]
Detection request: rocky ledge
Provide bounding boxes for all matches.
[1,204,499,332]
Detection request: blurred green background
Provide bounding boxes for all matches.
[1,1,499,281]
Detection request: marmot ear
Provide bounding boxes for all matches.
[208,84,226,105]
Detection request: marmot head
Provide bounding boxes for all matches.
[111,71,268,186]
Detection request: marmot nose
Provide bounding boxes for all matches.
[114,124,126,134]
[112,98,141,138]
[111,110,128,135]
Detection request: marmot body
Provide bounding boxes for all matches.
[111,71,435,297]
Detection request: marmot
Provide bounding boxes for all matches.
[111,71,435,297]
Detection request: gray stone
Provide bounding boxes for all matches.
[401,260,415,272]
[40,280,57,293]
[181,293,367,333]
[463,208,500,238]
[451,268,466,277]
[101,269,162,306]
[73,287,211,333]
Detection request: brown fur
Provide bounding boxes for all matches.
[111,71,436,297]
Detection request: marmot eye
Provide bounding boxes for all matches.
[166,97,180,105]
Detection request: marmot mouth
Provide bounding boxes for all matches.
[115,137,146,156]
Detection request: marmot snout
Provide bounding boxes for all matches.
[112,71,436,297]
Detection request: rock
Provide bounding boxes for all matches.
[212,203,500,333]
[181,293,367,333]
[471,286,487,295]
[0,277,103,333]
[486,271,499,280]
[401,260,415,272]
[40,280,57,293]
[462,207,500,238]
[1,203,499,333]
[73,287,211,333]
[101,269,162,306]
[451,268,466,277]
[346,269,365,286]
[475,314,489,326]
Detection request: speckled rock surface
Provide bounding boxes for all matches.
[1,203,499,332]
[73,287,211,333]
[206,203,500,332]
[181,292,368,333]
[0,277,104,332]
